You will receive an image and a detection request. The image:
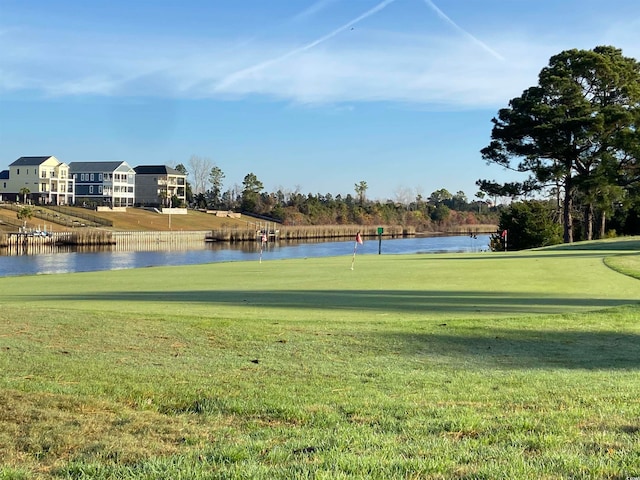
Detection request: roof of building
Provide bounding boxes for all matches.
[69,161,132,172]
[9,156,55,166]
[134,165,184,176]
[0,170,9,180]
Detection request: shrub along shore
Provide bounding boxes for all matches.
[0,238,639,479]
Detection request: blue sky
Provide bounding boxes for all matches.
[1,0,639,201]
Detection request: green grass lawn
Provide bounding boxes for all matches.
[1,239,639,479]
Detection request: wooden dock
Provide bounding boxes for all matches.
[112,231,209,250]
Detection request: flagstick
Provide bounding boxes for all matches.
[259,233,266,263]
[500,229,508,252]
[350,241,358,270]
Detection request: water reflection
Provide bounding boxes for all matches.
[0,235,490,277]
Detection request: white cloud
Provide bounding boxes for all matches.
[210,30,547,107]
[1,10,639,109]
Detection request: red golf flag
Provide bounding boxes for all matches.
[501,229,507,238]
[356,232,363,245]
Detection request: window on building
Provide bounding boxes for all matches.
[16,169,20,175]
[89,186,93,194]
[99,186,103,193]
[99,173,103,181]
[90,173,94,181]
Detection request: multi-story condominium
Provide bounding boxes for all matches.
[0,156,75,205]
[133,165,187,207]
[69,161,136,207]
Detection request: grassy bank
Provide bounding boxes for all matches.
[1,241,639,479]
[0,205,251,234]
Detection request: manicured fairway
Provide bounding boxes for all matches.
[1,240,639,479]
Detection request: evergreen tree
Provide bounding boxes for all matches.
[480,46,640,243]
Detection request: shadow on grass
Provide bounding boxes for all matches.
[401,251,637,261]
[33,289,640,315]
[387,328,640,370]
[541,238,640,251]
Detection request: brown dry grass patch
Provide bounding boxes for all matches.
[0,389,214,474]
[67,207,252,231]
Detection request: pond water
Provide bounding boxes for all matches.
[0,234,490,277]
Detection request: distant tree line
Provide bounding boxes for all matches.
[174,157,497,231]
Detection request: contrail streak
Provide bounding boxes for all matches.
[422,0,505,61]
[216,0,398,90]
[223,0,339,54]
[292,0,340,22]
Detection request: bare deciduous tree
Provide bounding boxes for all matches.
[188,155,213,195]
[393,185,413,205]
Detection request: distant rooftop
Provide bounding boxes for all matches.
[10,156,55,166]
[69,161,131,172]
[134,165,184,175]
